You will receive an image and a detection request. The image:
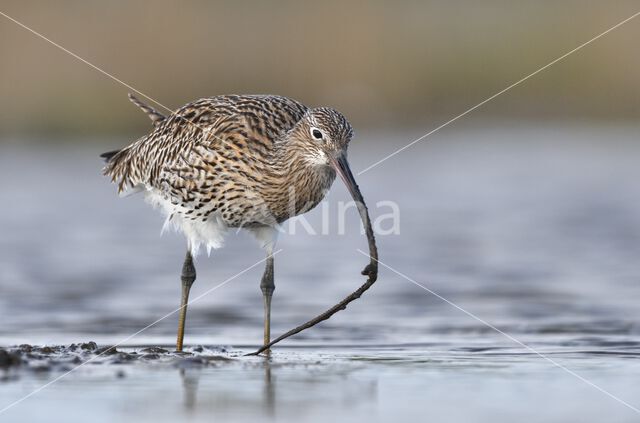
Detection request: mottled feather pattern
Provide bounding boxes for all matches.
[103,94,352,253]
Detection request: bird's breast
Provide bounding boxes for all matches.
[263,165,336,224]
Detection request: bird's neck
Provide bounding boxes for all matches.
[267,137,336,221]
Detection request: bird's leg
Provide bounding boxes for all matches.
[176,250,196,352]
[260,253,275,355]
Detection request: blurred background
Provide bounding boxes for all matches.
[1,0,639,137]
[1,2,640,422]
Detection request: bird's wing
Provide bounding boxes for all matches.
[104,95,307,199]
[159,95,308,150]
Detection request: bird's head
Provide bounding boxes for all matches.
[291,107,354,171]
[291,107,361,196]
[286,106,365,205]
[289,106,362,206]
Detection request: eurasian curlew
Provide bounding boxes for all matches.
[102,94,378,353]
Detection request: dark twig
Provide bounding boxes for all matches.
[245,267,377,356]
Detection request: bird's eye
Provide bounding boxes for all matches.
[311,128,323,140]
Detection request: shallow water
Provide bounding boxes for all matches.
[1,124,640,422]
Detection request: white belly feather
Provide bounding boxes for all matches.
[144,188,277,256]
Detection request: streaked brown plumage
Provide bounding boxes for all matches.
[104,95,353,236]
[102,94,376,353]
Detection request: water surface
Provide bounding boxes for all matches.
[1,124,640,422]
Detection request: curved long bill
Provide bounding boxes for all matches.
[329,153,378,281]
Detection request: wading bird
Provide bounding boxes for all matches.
[102,94,377,353]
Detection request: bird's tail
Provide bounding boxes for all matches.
[101,93,167,193]
[101,145,139,194]
[100,149,121,162]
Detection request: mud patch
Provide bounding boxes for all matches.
[0,342,237,379]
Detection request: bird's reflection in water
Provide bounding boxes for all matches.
[179,359,277,417]
[177,355,377,420]
[263,360,276,416]
[180,368,200,412]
